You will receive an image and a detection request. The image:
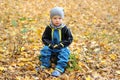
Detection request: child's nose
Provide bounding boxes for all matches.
[56,19,59,21]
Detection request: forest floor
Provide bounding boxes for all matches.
[0,0,120,80]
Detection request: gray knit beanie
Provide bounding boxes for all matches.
[50,7,64,18]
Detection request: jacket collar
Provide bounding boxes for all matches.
[50,22,65,29]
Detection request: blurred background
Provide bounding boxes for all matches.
[0,0,120,80]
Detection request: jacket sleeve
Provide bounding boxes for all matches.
[60,28,73,47]
[42,26,52,46]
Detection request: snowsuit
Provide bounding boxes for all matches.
[40,25,73,72]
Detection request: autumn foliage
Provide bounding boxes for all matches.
[0,0,120,80]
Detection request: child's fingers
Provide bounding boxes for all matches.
[53,44,58,48]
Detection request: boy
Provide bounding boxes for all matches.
[40,7,73,77]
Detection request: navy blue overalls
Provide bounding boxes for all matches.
[40,26,70,73]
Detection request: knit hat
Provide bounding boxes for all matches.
[50,7,64,18]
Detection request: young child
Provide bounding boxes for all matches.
[40,7,73,77]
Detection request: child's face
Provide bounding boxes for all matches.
[51,16,63,27]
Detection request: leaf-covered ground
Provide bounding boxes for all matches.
[0,0,120,80]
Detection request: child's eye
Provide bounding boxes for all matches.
[59,18,62,19]
[54,18,57,19]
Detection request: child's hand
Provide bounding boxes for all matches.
[53,44,62,49]
[53,44,58,48]
[49,44,54,49]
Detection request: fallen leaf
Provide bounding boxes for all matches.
[116,70,120,75]
[0,67,7,71]
[20,47,26,51]
[17,62,24,67]
[109,54,117,60]
[18,58,31,62]
[86,75,91,80]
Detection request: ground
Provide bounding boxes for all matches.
[0,0,120,80]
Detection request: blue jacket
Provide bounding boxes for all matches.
[42,25,73,48]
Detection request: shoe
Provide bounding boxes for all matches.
[51,70,61,77]
[35,65,46,73]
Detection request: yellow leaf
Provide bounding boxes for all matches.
[86,75,91,80]
[78,62,85,66]
[0,47,3,52]
[33,46,39,50]
[36,29,42,36]
[0,67,6,71]
[21,47,25,51]
[75,53,80,59]
[74,36,79,43]
[11,63,17,66]
[109,54,117,60]
[17,62,24,67]
[8,66,14,71]
[27,62,35,67]
[29,37,35,42]
[20,52,28,57]
[93,18,97,24]
[116,70,120,74]
[86,59,94,63]
[0,54,3,59]
[100,60,106,65]
[18,58,31,62]
[76,48,81,55]
[24,76,31,80]
[16,76,22,80]
[49,68,54,73]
